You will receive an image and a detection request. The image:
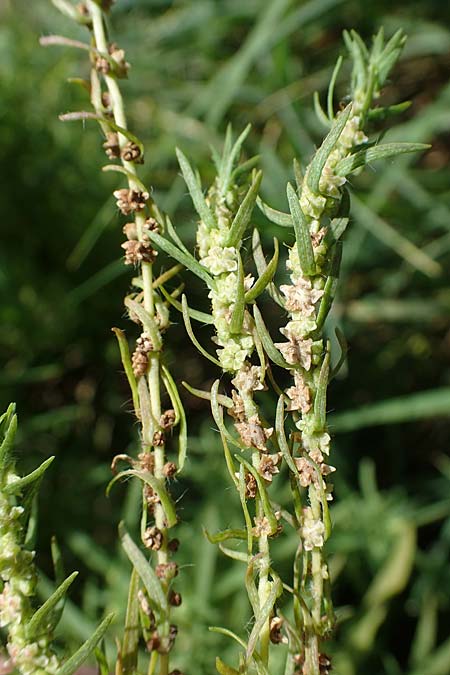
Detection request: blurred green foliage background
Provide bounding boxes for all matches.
[1,0,450,673]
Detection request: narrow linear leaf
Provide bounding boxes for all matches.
[220,124,252,195]
[39,35,92,52]
[58,112,144,156]
[152,264,183,290]
[245,238,279,303]
[161,365,188,472]
[0,407,17,473]
[182,296,221,367]
[275,397,298,476]
[327,217,349,245]
[307,103,352,193]
[246,555,262,618]
[102,165,148,193]
[238,467,254,556]
[313,348,330,431]
[313,91,330,128]
[5,457,55,494]
[111,328,140,416]
[121,568,140,675]
[315,243,342,330]
[215,657,241,675]
[211,628,247,650]
[94,646,110,675]
[246,577,282,662]
[367,101,411,121]
[232,155,261,180]
[226,171,263,247]
[236,456,278,535]
[176,148,216,230]
[335,143,430,177]
[147,231,216,289]
[27,572,78,639]
[203,527,247,544]
[253,305,291,370]
[110,471,177,528]
[330,327,348,380]
[50,0,91,23]
[182,381,233,408]
[210,380,243,452]
[159,285,213,324]
[251,230,284,307]
[287,182,315,276]
[256,196,292,227]
[124,298,162,351]
[119,522,168,614]
[218,544,248,563]
[47,537,66,630]
[229,254,245,335]
[327,55,344,120]
[165,215,190,255]
[58,613,115,675]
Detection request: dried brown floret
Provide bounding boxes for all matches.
[123,222,138,240]
[143,526,163,551]
[95,56,110,74]
[169,590,182,607]
[259,453,281,482]
[269,616,287,644]
[163,461,177,478]
[160,409,176,430]
[114,188,149,215]
[244,471,257,499]
[168,538,180,552]
[103,132,120,159]
[121,240,157,265]
[155,562,178,580]
[152,430,165,447]
[121,141,143,163]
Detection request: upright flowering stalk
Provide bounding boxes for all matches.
[258,30,428,674]
[0,404,113,674]
[42,2,187,673]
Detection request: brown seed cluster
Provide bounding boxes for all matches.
[269,616,287,644]
[155,562,178,580]
[122,239,157,265]
[114,188,149,215]
[131,332,154,377]
[259,453,281,482]
[95,56,110,74]
[163,461,177,478]
[121,140,143,163]
[143,526,163,551]
[160,409,176,430]
[103,132,120,159]
[169,590,182,607]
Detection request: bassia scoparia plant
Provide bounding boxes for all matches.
[1,2,427,674]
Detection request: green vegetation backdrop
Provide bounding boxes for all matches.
[1,0,450,673]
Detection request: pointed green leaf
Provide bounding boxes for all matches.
[176,148,216,230]
[210,380,242,452]
[287,182,315,276]
[313,348,330,431]
[165,215,190,255]
[27,572,78,639]
[203,527,247,544]
[330,326,348,381]
[251,230,283,307]
[237,466,254,556]
[245,238,279,303]
[123,298,162,351]
[182,295,221,367]
[236,456,278,535]
[215,657,241,675]
[246,577,282,663]
[245,554,262,617]
[181,380,233,408]
[102,165,148,192]
[5,456,55,495]
[219,124,252,196]
[94,646,110,675]
[226,171,262,247]
[275,397,298,476]
[367,101,411,121]
[121,568,140,675]
[147,230,216,290]
[50,0,91,23]
[111,328,140,415]
[229,254,245,335]
[161,365,188,472]
[327,55,344,120]
[256,196,292,227]
[218,544,248,563]
[313,91,330,127]
[119,522,168,615]
[109,471,177,528]
[307,103,352,193]
[159,285,213,324]
[315,242,342,330]
[335,143,430,177]
[327,217,349,245]
[0,406,17,474]
[253,305,291,370]
[58,613,115,675]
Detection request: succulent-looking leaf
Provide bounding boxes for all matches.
[5,456,55,495]
[58,613,115,675]
[111,328,140,416]
[246,576,282,662]
[334,142,430,177]
[245,238,279,303]
[124,298,162,351]
[287,182,316,276]
[121,568,140,675]
[27,572,78,639]
[161,365,188,472]
[229,254,246,334]
[253,305,291,370]
[176,148,216,230]
[203,527,247,543]
[146,230,216,289]
[251,230,284,307]
[226,170,262,248]
[182,295,221,367]
[119,523,168,615]
[236,456,278,535]
[256,196,292,227]
[182,380,233,408]
[109,470,177,528]
[307,103,352,194]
